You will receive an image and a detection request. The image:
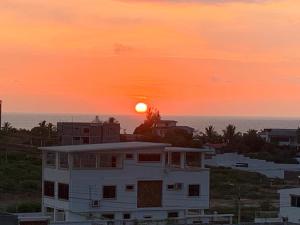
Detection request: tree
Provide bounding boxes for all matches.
[297,127,300,145]
[2,122,13,133]
[134,107,161,135]
[222,124,238,144]
[203,125,220,143]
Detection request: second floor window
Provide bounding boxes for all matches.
[46,152,56,167]
[59,153,69,169]
[138,153,161,162]
[44,181,55,197]
[103,185,116,199]
[81,153,96,168]
[170,152,181,167]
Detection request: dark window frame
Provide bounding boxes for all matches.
[44,181,55,197]
[188,184,200,197]
[58,183,69,200]
[103,185,117,199]
[168,212,179,218]
[138,153,161,163]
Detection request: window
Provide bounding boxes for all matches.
[98,154,118,168]
[102,214,115,220]
[81,153,96,168]
[73,137,80,141]
[291,195,300,207]
[59,153,69,169]
[185,152,202,167]
[44,181,55,197]
[103,186,116,199]
[73,153,81,168]
[170,152,181,167]
[138,154,161,162]
[83,128,90,133]
[188,184,200,197]
[167,184,174,190]
[45,207,54,222]
[126,153,134,160]
[58,183,69,200]
[168,212,179,218]
[82,137,90,144]
[123,213,131,219]
[46,152,56,167]
[126,185,134,191]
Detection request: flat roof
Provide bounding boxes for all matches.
[164,147,213,153]
[40,142,171,153]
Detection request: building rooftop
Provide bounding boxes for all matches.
[40,142,171,153]
[263,129,297,137]
[164,147,214,153]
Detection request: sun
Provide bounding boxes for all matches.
[135,102,148,113]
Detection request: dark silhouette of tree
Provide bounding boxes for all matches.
[223,124,239,144]
[203,125,221,143]
[134,107,161,135]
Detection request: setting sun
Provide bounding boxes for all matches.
[135,102,148,113]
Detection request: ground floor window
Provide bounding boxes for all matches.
[188,184,200,197]
[45,207,54,222]
[291,195,300,207]
[58,183,69,200]
[168,212,179,218]
[103,185,116,199]
[44,181,55,197]
[102,214,115,220]
[123,213,131,219]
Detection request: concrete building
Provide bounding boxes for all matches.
[153,120,194,138]
[57,117,120,145]
[40,142,232,224]
[260,129,299,147]
[278,188,300,223]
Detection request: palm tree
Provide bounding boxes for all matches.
[204,125,219,143]
[223,124,237,144]
[2,122,13,133]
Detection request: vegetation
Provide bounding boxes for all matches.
[209,166,281,222]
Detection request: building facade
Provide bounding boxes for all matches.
[40,142,214,224]
[57,121,120,145]
[278,188,300,223]
[153,120,194,138]
[260,129,299,147]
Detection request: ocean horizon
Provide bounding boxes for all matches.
[2,112,300,134]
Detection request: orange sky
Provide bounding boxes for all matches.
[1,0,300,116]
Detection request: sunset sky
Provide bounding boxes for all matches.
[1,0,300,116]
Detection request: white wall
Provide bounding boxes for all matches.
[279,188,300,223]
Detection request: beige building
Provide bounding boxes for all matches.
[57,117,120,145]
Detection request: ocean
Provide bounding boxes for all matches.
[2,113,300,134]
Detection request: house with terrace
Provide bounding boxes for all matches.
[40,142,232,224]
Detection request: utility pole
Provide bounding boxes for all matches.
[237,185,241,225]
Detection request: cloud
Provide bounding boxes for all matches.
[114,43,134,55]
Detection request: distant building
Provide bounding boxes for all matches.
[39,142,232,224]
[0,100,2,129]
[57,117,120,145]
[278,188,300,223]
[260,129,299,147]
[153,120,194,138]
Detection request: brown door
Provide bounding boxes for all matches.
[137,180,163,208]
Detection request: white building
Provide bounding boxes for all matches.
[278,188,300,223]
[153,120,194,138]
[260,129,299,147]
[40,142,231,224]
